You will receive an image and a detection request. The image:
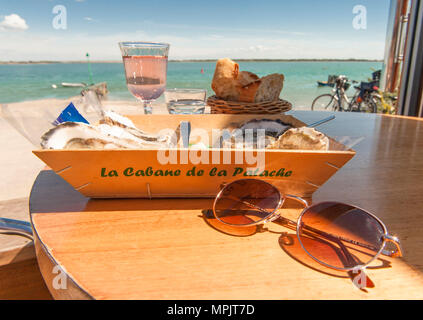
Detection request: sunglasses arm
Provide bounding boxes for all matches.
[382,234,403,258]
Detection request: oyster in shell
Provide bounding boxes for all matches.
[40,122,140,150]
[100,111,171,142]
[219,118,293,149]
[40,111,176,150]
[267,127,330,151]
[98,111,175,148]
[63,138,126,149]
[237,118,293,138]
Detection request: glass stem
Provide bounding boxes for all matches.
[143,100,153,114]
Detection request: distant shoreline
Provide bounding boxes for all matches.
[0,58,383,65]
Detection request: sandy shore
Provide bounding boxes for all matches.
[0,98,68,202]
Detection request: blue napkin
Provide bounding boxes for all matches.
[53,102,89,125]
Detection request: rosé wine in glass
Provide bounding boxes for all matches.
[123,55,167,101]
[119,42,170,114]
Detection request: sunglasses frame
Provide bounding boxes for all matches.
[212,178,403,272]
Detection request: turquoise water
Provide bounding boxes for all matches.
[0,61,382,108]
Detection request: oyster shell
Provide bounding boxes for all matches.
[40,122,140,150]
[63,138,127,150]
[218,118,293,149]
[238,118,293,138]
[97,123,174,148]
[40,111,176,150]
[99,111,170,143]
[267,127,330,151]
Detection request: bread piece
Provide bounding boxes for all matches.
[267,127,329,151]
[237,73,284,103]
[211,58,240,100]
[237,71,260,86]
[211,58,284,103]
[254,74,284,102]
[237,80,262,103]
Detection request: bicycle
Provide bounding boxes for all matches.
[311,75,353,112]
[347,81,380,113]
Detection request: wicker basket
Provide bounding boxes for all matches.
[207,95,292,114]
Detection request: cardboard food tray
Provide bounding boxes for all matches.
[33,114,355,198]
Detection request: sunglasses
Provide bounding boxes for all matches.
[212,179,402,272]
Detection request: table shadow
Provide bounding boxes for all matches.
[201,209,259,237]
[277,232,393,291]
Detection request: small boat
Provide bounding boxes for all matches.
[61,82,87,88]
[317,75,337,87]
[317,81,335,87]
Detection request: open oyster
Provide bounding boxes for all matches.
[40,111,175,150]
[99,111,170,143]
[237,118,293,138]
[267,127,330,151]
[40,122,139,150]
[97,111,174,148]
[219,118,294,149]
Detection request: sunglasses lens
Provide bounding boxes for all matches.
[213,179,281,226]
[298,202,385,270]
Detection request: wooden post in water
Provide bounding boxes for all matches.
[86,53,94,86]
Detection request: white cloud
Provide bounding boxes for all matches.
[0,14,28,31]
[84,17,99,23]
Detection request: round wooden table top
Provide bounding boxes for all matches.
[29,111,423,300]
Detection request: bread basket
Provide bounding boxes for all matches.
[207,95,292,114]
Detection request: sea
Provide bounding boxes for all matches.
[0,61,383,109]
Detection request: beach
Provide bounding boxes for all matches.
[0,116,43,202]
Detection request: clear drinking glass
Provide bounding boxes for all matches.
[164,89,207,114]
[119,42,170,114]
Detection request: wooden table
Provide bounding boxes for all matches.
[0,198,52,299]
[29,111,423,300]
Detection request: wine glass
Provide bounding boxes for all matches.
[119,42,170,114]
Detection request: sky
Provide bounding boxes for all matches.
[0,0,391,61]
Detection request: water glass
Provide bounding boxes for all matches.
[164,89,207,114]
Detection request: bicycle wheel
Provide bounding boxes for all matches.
[311,94,335,111]
[348,97,361,112]
[345,96,356,112]
[349,97,377,113]
[362,99,378,113]
[339,93,351,111]
[372,96,381,113]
